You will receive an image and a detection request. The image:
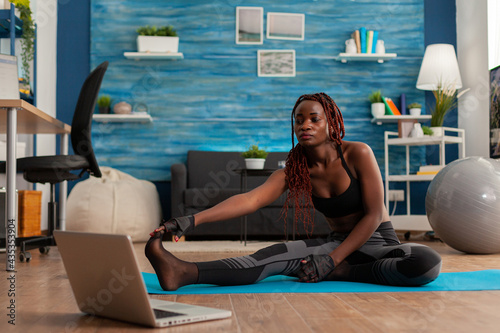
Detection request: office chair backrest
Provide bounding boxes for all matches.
[70,61,108,178]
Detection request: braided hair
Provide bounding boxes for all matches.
[281,92,345,236]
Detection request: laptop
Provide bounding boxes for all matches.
[53,231,232,328]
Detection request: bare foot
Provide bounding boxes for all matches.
[145,231,198,291]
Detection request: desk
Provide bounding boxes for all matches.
[0,99,71,271]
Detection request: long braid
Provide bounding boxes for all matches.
[281,92,345,237]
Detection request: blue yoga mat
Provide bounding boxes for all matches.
[142,269,500,294]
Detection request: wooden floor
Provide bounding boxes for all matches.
[1,239,500,332]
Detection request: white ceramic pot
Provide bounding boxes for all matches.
[409,108,421,116]
[245,158,266,170]
[371,103,385,118]
[137,36,179,53]
[430,126,444,136]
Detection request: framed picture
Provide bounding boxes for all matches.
[257,50,296,77]
[490,65,500,158]
[236,6,263,44]
[266,12,305,40]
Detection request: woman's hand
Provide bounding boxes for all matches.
[150,215,195,242]
[296,254,335,283]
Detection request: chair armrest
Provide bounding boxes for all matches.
[170,163,187,218]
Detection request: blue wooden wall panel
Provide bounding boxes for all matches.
[90,0,425,181]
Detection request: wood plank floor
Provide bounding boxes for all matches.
[1,239,500,332]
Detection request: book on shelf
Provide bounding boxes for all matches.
[386,98,401,115]
[366,30,374,54]
[416,170,440,175]
[371,31,378,53]
[418,165,445,172]
[382,96,394,115]
[360,27,366,53]
[353,30,361,53]
[400,93,406,115]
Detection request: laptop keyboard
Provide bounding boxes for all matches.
[153,308,184,319]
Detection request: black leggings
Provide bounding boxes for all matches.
[195,222,442,287]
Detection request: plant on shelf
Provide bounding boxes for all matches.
[242,144,268,170]
[430,83,468,127]
[136,24,179,53]
[10,0,35,86]
[408,102,422,116]
[422,125,433,136]
[97,95,112,114]
[369,90,385,118]
[136,25,178,37]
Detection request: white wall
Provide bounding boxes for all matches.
[456,0,490,157]
[488,0,500,70]
[32,0,58,231]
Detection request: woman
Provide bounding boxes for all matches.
[146,92,442,291]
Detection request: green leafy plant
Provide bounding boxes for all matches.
[10,0,35,86]
[430,83,468,127]
[422,125,433,136]
[97,95,112,108]
[136,25,178,37]
[241,145,268,159]
[408,102,422,109]
[368,90,383,104]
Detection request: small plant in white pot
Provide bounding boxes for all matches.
[369,90,385,118]
[136,25,179,53]
[242,145,268,170]
[408,102,422,116]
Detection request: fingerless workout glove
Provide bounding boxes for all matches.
[161,215,195,240]
[296,254,335,283]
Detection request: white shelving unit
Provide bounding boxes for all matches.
[93,113,153,123]
[384,127,465,231]
[371,115,431,125]
[337,53,397,63]
[123,52,184,60]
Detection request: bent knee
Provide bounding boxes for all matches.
[398,245,442,286]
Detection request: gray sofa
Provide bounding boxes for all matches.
[170,150,330,240]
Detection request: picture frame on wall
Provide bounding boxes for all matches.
[236,6,264,44]
[266,13,305,40]
[490,65,500,158]
[257,50,296,77]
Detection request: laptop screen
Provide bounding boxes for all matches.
[0,54,20,99]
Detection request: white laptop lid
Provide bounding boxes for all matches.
[53,231,231,328]
[0,54,20,99]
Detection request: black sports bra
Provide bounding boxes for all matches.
[311,146,364,218]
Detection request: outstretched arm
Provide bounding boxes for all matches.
[194,168,288,226]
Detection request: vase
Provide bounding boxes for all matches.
[137,36,179,53]
[430,126,444,136]
[409,108,421,116]
[371,103,385,118]
[245,158,266,170]
[410,123,424,138]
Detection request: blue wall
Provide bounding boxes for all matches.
[57,0,457,218]
[88,0,425,181]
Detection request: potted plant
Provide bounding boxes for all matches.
[241,145,268,170]
[136,25,179,53]
[430,83,468,136]
[369,90,385,118]
[408,103,422,116]
[97,95,112,114]
[422,125,433,136]
[10,0,35,86]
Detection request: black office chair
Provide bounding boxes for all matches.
[0,61,108,262]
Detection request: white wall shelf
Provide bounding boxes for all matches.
[337,53,397,63]
[384,128,466,231]
[123,52,184,60]
[371,115,431,125]
[93,113,153,123]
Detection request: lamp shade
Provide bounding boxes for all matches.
[416,44,462,90]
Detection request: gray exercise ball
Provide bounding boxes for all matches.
[426,157,500,254]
